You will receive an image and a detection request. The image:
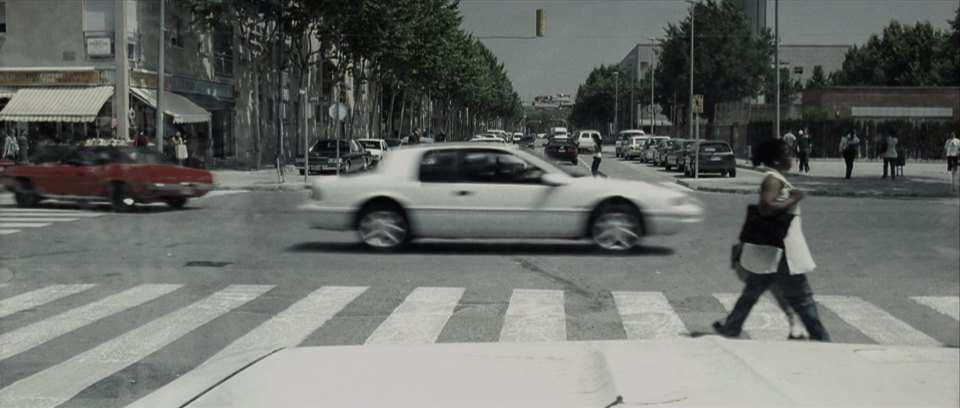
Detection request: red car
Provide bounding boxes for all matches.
[0,146,214,211]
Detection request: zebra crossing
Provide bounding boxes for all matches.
[0,283,956,408]
[0,195,106,236]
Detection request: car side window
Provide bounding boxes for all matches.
[459,150,541,184]
[419,149,460,183]
[62,150,96,166]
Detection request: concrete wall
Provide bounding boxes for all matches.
[0,1,86,68]
[778,45,850,85]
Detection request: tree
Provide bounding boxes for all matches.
[940,7,960,86]
[654,0,774,137]
[569,65,639,131]
[764,68,803,104]
[805,65,829,89]
[829,20,954,86]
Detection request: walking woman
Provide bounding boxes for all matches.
[714,138,830,341]
[590,133,602,177]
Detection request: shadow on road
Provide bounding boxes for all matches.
[2,202,199,214]
[288,241,675,257]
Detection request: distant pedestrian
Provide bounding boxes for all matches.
[2,130,19,160]
[945,132,959,173]
[881,133,899,180]
[172,132,187,165]
[133,131,149,148]
[714,138,830,341]
[839,132,860,179]
[591,134,602,177]
[17,130,30,164]
[782,129,797,152]
[797,129,812,173]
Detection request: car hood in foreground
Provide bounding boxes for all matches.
[129,338,958,408]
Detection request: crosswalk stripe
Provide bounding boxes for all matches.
[0,223,51,228]
[910,296,960,321]
[714,293,791,341]
[0,284,182,361]
[0,285,97,319]
[196,190,247,199]
[0,284,273,408]
[0,218,79,222]
[0,229,19,235]
[365,287,464,345]
[126,285,368,408]
[0,211,102,217]
[613,291,688,339]
[817,295,942,346]
[500,289,565,342]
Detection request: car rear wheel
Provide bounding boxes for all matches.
[357,205,409,250]
[730,168,737,178]
[591,202,642,251]
[14,179,40,208]
[109,182,136,212]
[164,197,188,209]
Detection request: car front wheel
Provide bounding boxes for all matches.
[357,205,409,250]
[164,197,188,209]
[14,179,40,208]
[109,182,136,212]
[591,202,642,251]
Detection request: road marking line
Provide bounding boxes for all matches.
[0,229,19,235]
[0,284,273,408]
[0,209,102,214]
[365,287,464,345]
[660,181,694,193]
[196,190,247,199]
[817,295,941,346]
[910,296,960,321]
[0,285,97,319]
[0,218,79,222]
[0,223,51,228]
[500,289,566,342]
[612,291,688,339]
[0,213,102,218]
[0,284,182,361]
[714,293,791,341]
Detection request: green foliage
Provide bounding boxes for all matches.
[829,19,957,86]
[654,0,774,125]
[805,65,829,89]
[569,65,642,130]
[764,68,804,104]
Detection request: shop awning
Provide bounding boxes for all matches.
[130,88,211,124]
[0,88,15,100]
[0,86,114,122]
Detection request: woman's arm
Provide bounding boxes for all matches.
[758,176,804,216]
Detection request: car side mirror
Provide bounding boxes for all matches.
[541,173,568,186]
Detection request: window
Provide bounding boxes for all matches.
[793,66,803,75]
[213,24,234,77]
[170,16,184,48]
[419,150,459,183]
[459,150,541,184]
[0,1,7,36]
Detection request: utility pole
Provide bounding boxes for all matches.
[688,0,695,140]
[156,0,165,153]
[774,0,781,139]
[114,0,130,142]
[614,70,619,135]
[276,1,284,183]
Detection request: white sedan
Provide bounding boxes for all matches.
[300,144,703,251]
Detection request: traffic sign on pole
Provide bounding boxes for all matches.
[328,102,347,121]
[692,94,704,114]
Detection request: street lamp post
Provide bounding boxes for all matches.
[685,0,699,179]
[774,0,781,139]
[649,37,658,135]
[613,70,619,135]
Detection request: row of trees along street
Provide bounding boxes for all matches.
[570,0,959,158]
[182,0,523,167]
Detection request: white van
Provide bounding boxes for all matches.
[574,130,601,153]
[550,127,569,139]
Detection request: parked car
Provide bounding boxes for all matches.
[640,136,670,163]
[574,130,601,153]
[299,143,703,251]
[357,138,390,164]
[512,132,524,144]
[295,139,371,175]
[657,139,686,167]
[623,135,650,160]
[384,138,403,149]
[0,146,214,211]
[544,138,579,165]
[614,129,645,158]
[469,137,510,146]
[664,140,696,171]
[519,135,536,149]
[683,141,737,177]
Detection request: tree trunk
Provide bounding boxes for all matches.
[387,86,397,139]
[398,91,407,138]
[253,72,262,169]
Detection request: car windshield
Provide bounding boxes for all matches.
[9,1,956,406]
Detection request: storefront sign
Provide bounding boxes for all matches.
[0,71,101,86]
[86,37,113,56]
[130,71,171,90]
[171,76,234,100]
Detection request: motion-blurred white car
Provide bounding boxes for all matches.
[357,138,390,164]
[300,144,703,251]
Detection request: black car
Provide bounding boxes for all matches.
[519,135,536,149]
[544,138,579,165]
[295,139,370,174]
[683,141,737,177]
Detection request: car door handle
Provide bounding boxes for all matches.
[454,190,473,196]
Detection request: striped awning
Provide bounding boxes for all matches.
[130,88,211,124]
[0,86,114,122]
[0,88,15,100]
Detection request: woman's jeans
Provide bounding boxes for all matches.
[591,157,601,176]
[719,259,830,341]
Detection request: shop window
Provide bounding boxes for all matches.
[170,16,184,48]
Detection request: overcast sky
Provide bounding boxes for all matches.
[458,0,959,100]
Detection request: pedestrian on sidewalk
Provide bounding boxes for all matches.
[714,138,830,341]
[945,132,959,173]
[17,130,30,164]
[591,133,603,177]
[2,130,19,160]
[881,132,899,180]
[840,132,860,179]
[783,129,797,152]
[797,129,812,173]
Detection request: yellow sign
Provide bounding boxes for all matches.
[130,71,171,90]
[692,94,704,114]
[536,9,546,37]
[0,71,100,86]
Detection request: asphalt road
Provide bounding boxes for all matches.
[0,156,957,407]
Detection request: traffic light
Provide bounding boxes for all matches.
[536,9,545,37]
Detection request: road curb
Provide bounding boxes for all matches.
[675,179,959,198]
[214,183,310,192]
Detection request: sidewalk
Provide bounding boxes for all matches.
[213,166,312,191]
[676,158,960,198]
